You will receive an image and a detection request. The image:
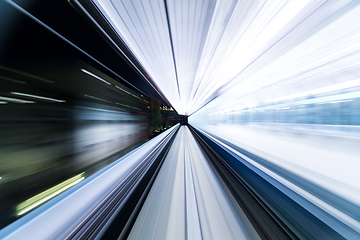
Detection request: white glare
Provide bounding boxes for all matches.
[92,0,333,115]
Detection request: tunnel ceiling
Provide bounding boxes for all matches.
[74,0,359,115]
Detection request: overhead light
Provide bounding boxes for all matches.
[81,69,111,85]
[0,101,8,104]
[0,96,35,103]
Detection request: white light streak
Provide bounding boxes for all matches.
[11,92,65,103]
[0,96,35,104]
[266,79,360,103]
[0,101,8,104]
[84,94,111,103]
[81,69,111,85]
[328,100,352,104]
[115,85,142,100]
[116,102,141,110]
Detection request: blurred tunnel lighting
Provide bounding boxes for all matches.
[91,0,357,115]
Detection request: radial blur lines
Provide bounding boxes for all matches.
[128,126,258,240]
[88,0,360,115]
[91,0,180,111]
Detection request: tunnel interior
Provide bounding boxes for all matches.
[1,0,360,239]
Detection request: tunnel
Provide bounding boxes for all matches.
[1,0,360,239]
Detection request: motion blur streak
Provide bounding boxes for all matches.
[1,0,360,239]
[188,2,360,232]
[128,126,258,240]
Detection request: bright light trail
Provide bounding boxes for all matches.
[116,102,141,111]
[11,92,66,103]
[106,86,123,95]
[0,96,35,104]
[84,94,111,103]
[115,85,144,101]
[81,69,111,85]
